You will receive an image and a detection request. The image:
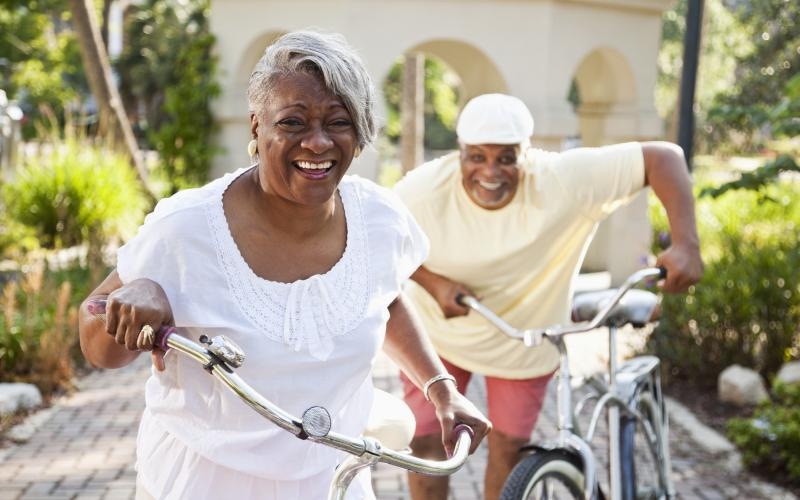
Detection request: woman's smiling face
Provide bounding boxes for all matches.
[251,71,358,206]
[459,143,521,210]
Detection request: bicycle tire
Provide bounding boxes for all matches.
[500,449,587,500]
[620,391,667,500]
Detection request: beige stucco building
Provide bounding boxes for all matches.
[209,0,672,282]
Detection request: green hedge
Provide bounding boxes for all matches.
[728,382,800,482]
[2,138,147,251]
[648,179,800,384]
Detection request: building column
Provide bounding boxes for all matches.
[401,52,424,172]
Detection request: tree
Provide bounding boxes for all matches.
[115,0,220,193]
[0,1,87,138]
[68,0,155,199]
[705,0,800,151]
[655,0,749,147]
[383,56,461,151]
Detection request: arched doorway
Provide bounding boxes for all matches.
[571,47,638,147]
[377,39,508,183]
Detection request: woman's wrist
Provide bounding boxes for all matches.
[425,375,458,406]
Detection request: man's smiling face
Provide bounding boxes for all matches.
[459,143,521,210]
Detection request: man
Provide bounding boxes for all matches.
[394,93,703,500]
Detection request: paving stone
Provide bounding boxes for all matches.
[1,346,797,500]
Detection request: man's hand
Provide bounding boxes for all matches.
[431,277,475,318]
[655,243,703,293]
[411,266,475,318]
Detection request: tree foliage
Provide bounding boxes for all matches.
[655,0,749,146]
[115,0,220,194]
[0,0,87,138]
[383,56,461,151]
[704,0,800,150]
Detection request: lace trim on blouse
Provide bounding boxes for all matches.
[206,175,370,361]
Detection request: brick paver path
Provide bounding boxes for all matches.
[0,351,796,499]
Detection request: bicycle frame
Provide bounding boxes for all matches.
[460,267,676,500]
[87,301,473,500]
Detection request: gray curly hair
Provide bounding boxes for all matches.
[247,30,377,149]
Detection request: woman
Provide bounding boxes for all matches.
[78,31,490,500]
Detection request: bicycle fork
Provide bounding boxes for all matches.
[608,326,622,500]
[553,337,599,500]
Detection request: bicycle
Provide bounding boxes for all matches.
[457,267,675,500]
[86,299,474,500]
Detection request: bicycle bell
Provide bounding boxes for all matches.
[199,335,246,368]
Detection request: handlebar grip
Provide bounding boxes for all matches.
[658,266,668,280]
[86,298,175,351]
[453,423,475,440]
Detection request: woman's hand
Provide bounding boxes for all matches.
[428,381,491,455]
[104,278,174,371]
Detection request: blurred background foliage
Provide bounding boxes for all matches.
[648,164,799,384]
[656,0,799,154]
[115,0,219,194]
[0,0,797,418]
[0,0,215,397]
[382,56,461,151]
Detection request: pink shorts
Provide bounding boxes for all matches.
[400,357,553,440]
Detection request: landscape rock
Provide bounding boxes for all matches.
[718,365,769,406]
[775,360,800,386]
[0,383,42,415]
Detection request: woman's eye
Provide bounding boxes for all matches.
[329,119,353,128]
[470,155,485,163]
[277,118,303,128]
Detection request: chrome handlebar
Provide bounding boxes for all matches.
[86,299,473,477]
[457,267,666,346]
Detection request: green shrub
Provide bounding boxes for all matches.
[0,262,97,396]
[2,137,147,251]
[648,179,800,384]
[727,382,800,482]
[0,211,39,260]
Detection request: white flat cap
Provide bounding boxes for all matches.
[456,93,534,145]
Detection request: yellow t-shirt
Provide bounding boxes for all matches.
[394,143,645,379]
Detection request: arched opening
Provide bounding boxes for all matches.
[570,47,638,147]
[377,39,507,184]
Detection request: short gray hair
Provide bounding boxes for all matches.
[247,30,377,149]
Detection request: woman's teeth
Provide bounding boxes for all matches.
[478,180,502,190]
[296,161,333,170]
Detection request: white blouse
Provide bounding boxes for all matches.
[117,168,429,499]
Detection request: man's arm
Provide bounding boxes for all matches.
[641,141,704,292]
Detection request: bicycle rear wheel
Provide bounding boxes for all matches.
[620,391,667,500]
[500,449,587,500]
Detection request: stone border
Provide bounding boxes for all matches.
[666,396,798,500]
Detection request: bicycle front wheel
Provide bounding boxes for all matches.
[500,449,586,500]
[620,392,668,500]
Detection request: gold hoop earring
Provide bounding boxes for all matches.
[354,146,362,158]
[247,139,258,157]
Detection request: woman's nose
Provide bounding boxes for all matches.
[301,126,334,154]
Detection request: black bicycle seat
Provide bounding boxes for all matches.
[571,289,659,327]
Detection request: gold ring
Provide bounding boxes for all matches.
[139,324,155,346]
